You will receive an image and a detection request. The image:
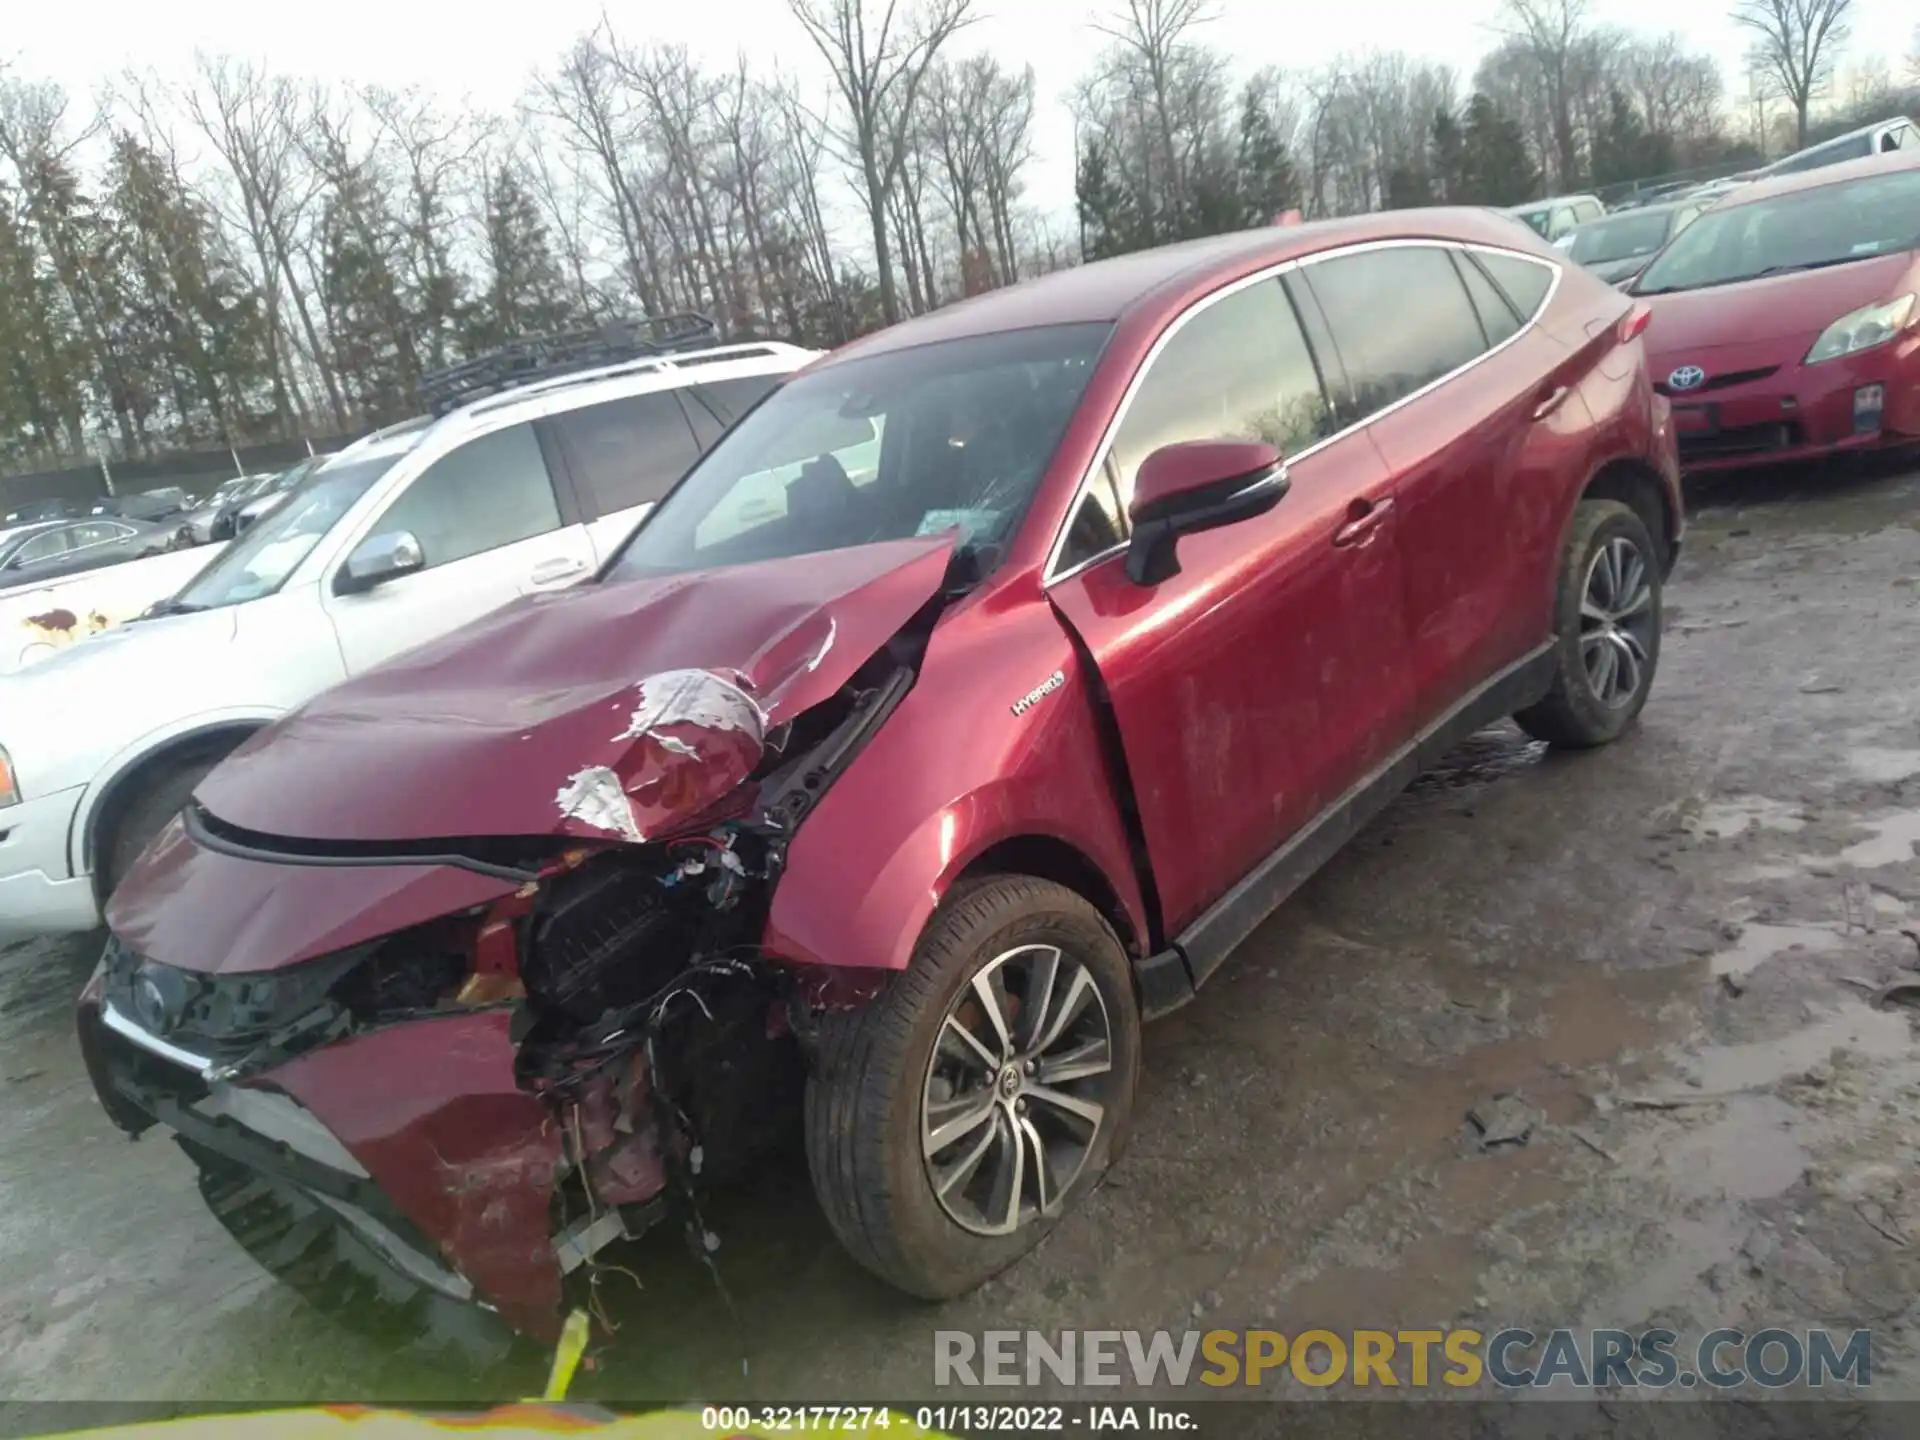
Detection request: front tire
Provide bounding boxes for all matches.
[806,875,1141,1298]
[1515,498,1663,749]
[99,750,229,897]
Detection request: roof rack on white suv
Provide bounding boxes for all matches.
[419,313,725,416]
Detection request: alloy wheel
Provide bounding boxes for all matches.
[1579,535,1655,708]
[919,943,1116,1237]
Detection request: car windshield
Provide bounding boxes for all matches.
[171,453,401,610]
[1571,211,1674,265]
[607,323,1112,581]
[1635,168,1920,293]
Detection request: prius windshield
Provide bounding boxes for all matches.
[608,323,1112,580]
[169,451,403,610]
[1635,168,1920,293]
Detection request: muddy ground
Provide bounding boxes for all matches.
[2,460,1919,1427]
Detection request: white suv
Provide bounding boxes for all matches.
[0,339,816,940]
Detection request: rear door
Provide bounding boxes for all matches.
[323,420,592,673]
[546,390,706,561]
[1046,274,1416,952]
[1298,242,1574,725]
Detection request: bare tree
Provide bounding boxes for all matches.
[1091,0,1216,220]
[1499,0,1590,189]
[1730,0,1854,147]
[788,0,979,325]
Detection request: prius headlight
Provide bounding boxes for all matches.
[1805,295,1915,364]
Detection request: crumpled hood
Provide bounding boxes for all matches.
[195,536,957,845]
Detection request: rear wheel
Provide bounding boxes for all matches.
[806,875,1140,1298]
[1514,498,1663,749]
[191,1152,517,1368]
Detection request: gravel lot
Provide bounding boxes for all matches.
[3,458,1919,1424]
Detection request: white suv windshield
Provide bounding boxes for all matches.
[170,454,401,611]
[607,324,1111,580]
[1636,169,1920,293]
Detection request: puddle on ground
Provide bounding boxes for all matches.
[1848,749,1920,785]
[1840,810,1920,868]
[1658,1094,1810,1203]
[1709,923,1841,979]
[1410,728,1548,793]
[1691,797,1807,840]
[1680,1003,1913,1093]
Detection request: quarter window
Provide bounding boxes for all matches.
[372,423,562,570]
[549,392,703,518]
[1453,252,1524,348]
[691,375,782,425]
[1477,252,1554,322]
[1304,246,1489,420]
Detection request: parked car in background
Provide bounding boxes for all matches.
[1507,194,1606,244]
[1751,116,1919,180]
[0,517,179,591]
[1565,199,1708,286]
[1634,150,1920,472]
[91,487,192,523]
[175,475,273,546]
[0,326,814,944]
[78,210,1680,1356]
[229,458,328,536]
[3,498,89,524]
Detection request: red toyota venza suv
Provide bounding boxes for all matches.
[80,209,1682,1356]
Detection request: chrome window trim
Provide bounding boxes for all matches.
[1042,237,1563,588]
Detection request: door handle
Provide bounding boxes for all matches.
[1333,496,1394,548]
[529,556,589,585]
[1533,385,1571,421]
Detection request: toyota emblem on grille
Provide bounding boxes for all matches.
[131,964,191,1035]
[1668,365,1707,392]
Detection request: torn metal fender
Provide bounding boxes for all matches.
[269,1009,566,1343]
[761,595,1147,976]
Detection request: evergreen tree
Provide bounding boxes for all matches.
[1075,140,1137,261]
[1591,88,1675,188]
[317,158,415,422]
[1459,93,1539,207]
[1385,164,1432,208]
[1235,85,1300,227]
[469,164,581,350]
[1429,106,1469,202]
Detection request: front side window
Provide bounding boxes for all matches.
[1105,279,1334,517]
[372,423,561,569]
[609,324,1110,581]
[550,392,702,518]
[13,529,72,565]
[174,453,402,610]
[1305,246,1489,420]
[1769,134,1873,175]
[1635,168,1920,293]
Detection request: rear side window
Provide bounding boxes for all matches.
[550,392,704,518]
[375,422,562,570]
[1478,253,1555,322]
[1453,252,1524,348]
[692,375,782,425]
[1303,246,1488,419]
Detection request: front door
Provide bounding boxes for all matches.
[1046,275,1416,955]
[323,421,595,674]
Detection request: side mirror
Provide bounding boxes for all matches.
[336,530,425,595]
[1124,440,1289,586]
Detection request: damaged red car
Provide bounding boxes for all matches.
[80,209,1682,1357]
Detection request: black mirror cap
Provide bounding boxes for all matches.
[1124,463,1290,586]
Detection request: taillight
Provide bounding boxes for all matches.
[1618,304,1652,343]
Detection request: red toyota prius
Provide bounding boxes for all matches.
[1633,150,1920,471]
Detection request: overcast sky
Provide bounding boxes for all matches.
[10,0,1916,225]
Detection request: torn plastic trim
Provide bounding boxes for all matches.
[757,664,916,836]
[183,804,544,884]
